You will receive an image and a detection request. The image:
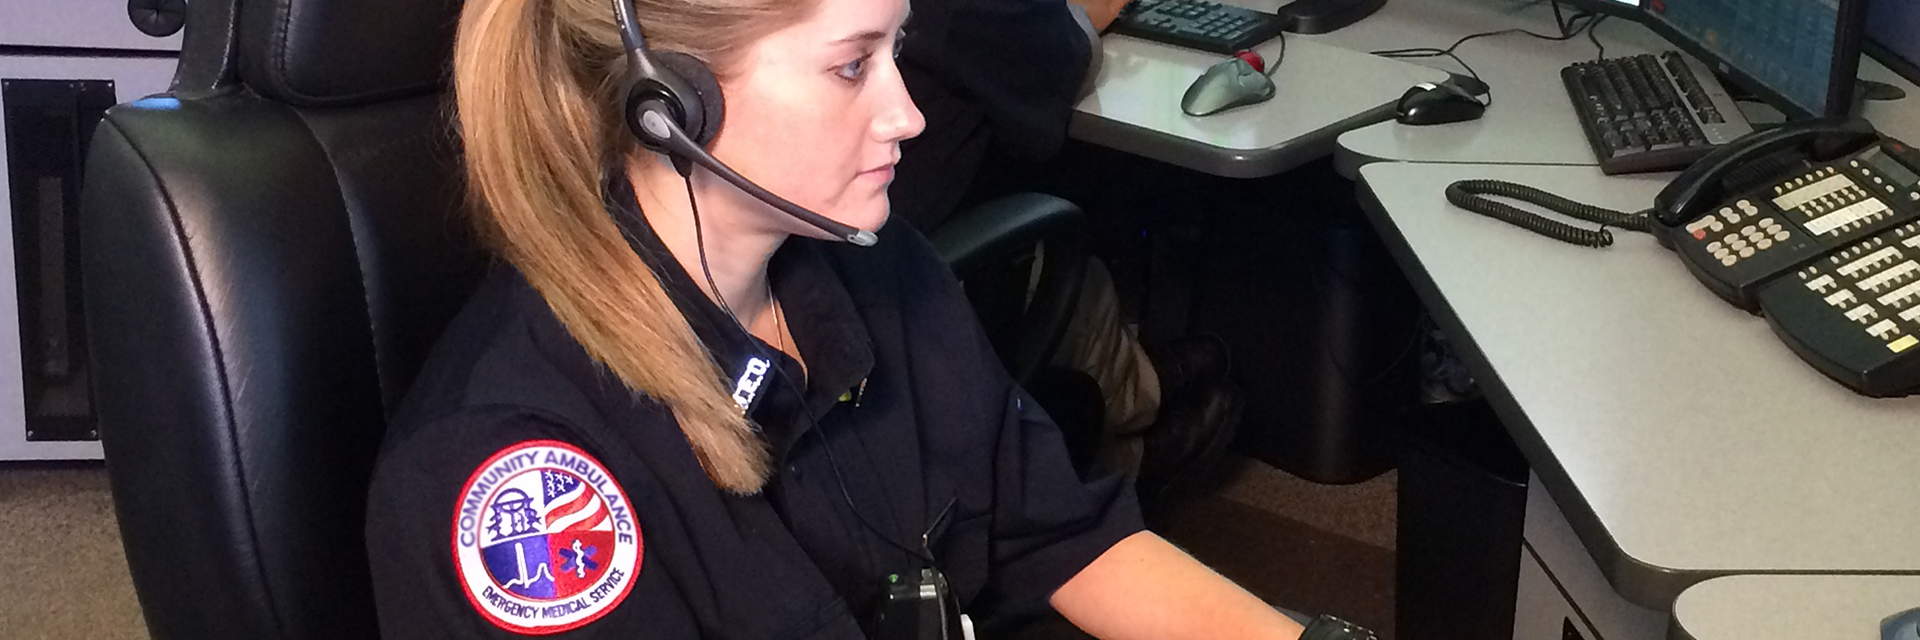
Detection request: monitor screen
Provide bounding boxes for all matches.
[1645,0,1865,117]
[1865,0,1920,84]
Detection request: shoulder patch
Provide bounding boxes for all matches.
[451,440,643,634]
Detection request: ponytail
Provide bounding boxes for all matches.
[452,0,809,493]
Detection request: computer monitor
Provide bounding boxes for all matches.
[1863,0,1920,85]
[1640,0,1868,118]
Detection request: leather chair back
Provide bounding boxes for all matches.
[79,0,481,637]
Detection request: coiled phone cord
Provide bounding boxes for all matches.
[1445,179,1653,248]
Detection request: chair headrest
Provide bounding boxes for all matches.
[178,0,461,106]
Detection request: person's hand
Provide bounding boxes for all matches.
[1068,0,1132,31]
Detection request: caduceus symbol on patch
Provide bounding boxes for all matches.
[559,538,600,578]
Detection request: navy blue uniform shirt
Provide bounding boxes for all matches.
[365,175,1143,638]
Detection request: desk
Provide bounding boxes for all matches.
[1671,575,1920,640]
[1327,0,1920,173]
[1070,0,1447,178]
[1355,161,1920,610]
[1323,0,1677,170]
[1066,0,1920,628]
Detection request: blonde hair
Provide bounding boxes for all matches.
[453,0,815,493]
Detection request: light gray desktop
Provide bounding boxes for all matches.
[1671,575,1920,640]
[1068,0,1920,635]
[1071,0,1448,177]
[1358,161,1920,631]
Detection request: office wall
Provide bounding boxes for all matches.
[0,2,177,460]
[0,0,185,51]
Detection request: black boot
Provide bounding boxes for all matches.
[1137,336,1242,512]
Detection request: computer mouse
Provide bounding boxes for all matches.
[1181,58,1276,117]
[1887,608,1920,640]
[1395,81,1487,126]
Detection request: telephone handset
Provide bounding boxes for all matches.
[1654,118,1881,228]
[1649,119,1920,396]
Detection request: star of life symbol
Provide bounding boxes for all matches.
[452,441,642,634]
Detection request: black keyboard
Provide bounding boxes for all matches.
[1111,0,1287,55]
[1561,53,1755,175]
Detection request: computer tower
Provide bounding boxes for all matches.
[1190,163,1422,484]
[0,0,179,460]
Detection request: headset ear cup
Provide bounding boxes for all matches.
[654,52,726,149]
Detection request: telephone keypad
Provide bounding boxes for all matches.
[1757,220,1920,395]
[1685,146,1920,310]
[1676,193,1814,289]
[1658,138,1920,395]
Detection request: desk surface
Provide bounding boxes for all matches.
[1356,161,1920,609]
[1328,0,1920,172]
[1070,0,1446,178]
[1672,575,1920,640]
[1324,0,1676,169]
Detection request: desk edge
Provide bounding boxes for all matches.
[1354,172,1711,611]
[1069,102,1399,179]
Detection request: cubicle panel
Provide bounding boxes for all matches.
[0,55,176,461]
[0,0,184,52]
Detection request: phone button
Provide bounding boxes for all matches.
[1740,247,1756,258]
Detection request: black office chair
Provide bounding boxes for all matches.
[81,1,1098,639]
[80,0,482,637]
[932,194,1103,472]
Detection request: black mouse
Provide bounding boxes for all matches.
[1395,81,1487,126]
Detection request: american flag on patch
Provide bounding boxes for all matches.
[540,470,612,533]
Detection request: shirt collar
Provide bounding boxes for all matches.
[604,173,875,451]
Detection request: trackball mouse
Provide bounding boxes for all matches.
[1182,58,1276,117]
[1887,608,1920,640]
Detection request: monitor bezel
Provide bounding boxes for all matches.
[1635,0,1868,119]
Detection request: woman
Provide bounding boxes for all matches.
[364,0,1364,637]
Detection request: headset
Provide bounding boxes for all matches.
[612,0,878,246]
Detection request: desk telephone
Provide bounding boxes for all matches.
[1453,118,1920,396]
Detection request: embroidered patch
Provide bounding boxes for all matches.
[452,440,642,634]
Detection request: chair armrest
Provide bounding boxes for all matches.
[930,192,1086,274]
[930,193,1090,383]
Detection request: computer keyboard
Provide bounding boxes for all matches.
[1111,0,1287,55]
[1561,52,1755,175]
